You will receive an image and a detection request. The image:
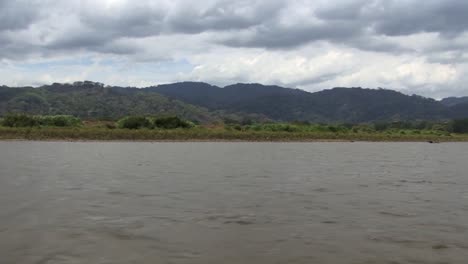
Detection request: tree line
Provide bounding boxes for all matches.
[1,113,468,134]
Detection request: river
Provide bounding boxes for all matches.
[0,142,467,263]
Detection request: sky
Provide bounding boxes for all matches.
[1,0,468,98]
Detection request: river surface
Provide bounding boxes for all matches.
[0,141,467,264]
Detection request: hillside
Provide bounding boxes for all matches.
[0,81,217,123]
[447,102,468,119]
[1,81,467,123]
[147,82,305,110]
[440,96,468,107]
[150,83,458,122]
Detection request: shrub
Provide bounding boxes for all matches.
[39,115,81,127]
[327,125,338,133]
[153,116,192,129]
[374,122,390,131]
[117,116,152,129]
[452,119,468,133]
[253,123,299,132]
[1,114,82,127]
[105,123,116,129]
[291,120,311,126]
[1,114,40,127]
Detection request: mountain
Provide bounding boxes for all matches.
[447,102,468,119]
[440,96,468,107]
[147,82,305,109]
[301,88,447,122]
[440,96,468,119]
[1,81,467,122]
[0,81,217,123]
[150,83,455,122]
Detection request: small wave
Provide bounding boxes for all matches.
[378,211,417,218]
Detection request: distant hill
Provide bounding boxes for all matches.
[1,81,467,122]
[447,102,468,119]
[147,82,304,110]
[0,81,217,122]
[440,96,468,107]
[151,83,458,122]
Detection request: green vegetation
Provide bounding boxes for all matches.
[1,114,468,142]
[0,82,218,123]
[1,114,81,128]
[117,116,152,129]
[451,119,468,133]
[1,114,40,127]
[116,116,194,129]
[153,116,193,129]
[1,81,468,124]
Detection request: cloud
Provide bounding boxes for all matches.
[220,0,468,52]
[2,0,468,56]
[166,0,285,33]
[369,1,468,37]
[0,0,41,31]
[0,0,467,98]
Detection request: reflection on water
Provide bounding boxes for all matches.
[0,142,467,264]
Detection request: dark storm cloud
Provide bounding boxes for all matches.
[314,0,368,20]
[1,0,468,58]
[220,21,362,49]
[79,2,166,38]
[0,0,41,31]
[221,0,468,51]
[166,0,285,34]
[12,0,286,57]
[315,0,468,37]
[47,34,141,56]
[369,1,468,36]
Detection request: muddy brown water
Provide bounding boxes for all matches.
[0,142,467,264]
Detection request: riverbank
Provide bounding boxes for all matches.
[1,127,467,142]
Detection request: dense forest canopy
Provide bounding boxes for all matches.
[1,81,467,123]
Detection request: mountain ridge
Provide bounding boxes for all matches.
[1,81,467,122]
[440,96,468,107]
[149,82,460,122]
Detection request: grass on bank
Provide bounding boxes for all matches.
[0,114,468,141]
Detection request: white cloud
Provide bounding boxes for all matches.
[1,0,468,98]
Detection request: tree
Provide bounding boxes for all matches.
[154,116,192,129]
[117,116,152,129]
[1,114,39,127]
[452,119,468,133]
